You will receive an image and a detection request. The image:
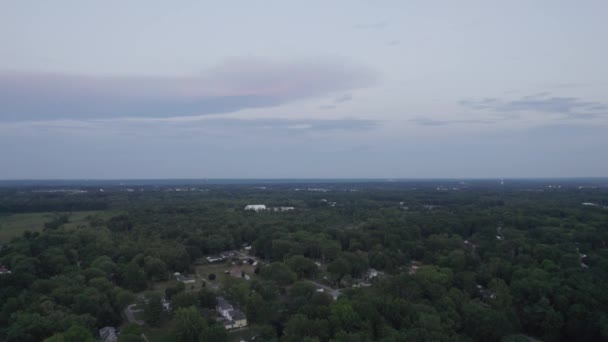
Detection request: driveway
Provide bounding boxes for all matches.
[124,304,144,325]
[306,280,343,300]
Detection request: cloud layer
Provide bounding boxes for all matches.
[0,58,377,121]
[353,21,389,29]
[461,93,607,119]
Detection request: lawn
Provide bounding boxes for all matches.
[0,212,51,242]
[0,210,115,242]
[133,310,145,321]
[194,261,258,287]
[228,327,254,342]
[142,322,251,342]
[142,324,175,342]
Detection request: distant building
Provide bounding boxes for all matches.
[174,272,195,284]
[364,268,383,281]
[221,251,235,259]
[271,206,295,211]
[216,297,247,329]
[244,204,266,211]
[207,256,223,262]
[99,327,118,342]
[409,261,422,275]
[206,251,236,263]
[0,265,11,275]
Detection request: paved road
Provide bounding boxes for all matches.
[124,304,144,325]
[306,280,343,300]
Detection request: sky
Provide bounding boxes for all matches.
[1,0,607,179]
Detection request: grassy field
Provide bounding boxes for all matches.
[146,261,257,296]
[0,210,115,242]
[195,261,258,285]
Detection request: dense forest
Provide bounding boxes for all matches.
[0,180,607,342]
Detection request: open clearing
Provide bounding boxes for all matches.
[0,210,115,242]
[194,261,258,285]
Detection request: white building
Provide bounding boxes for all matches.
[244,204,267,211]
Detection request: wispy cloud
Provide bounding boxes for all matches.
[353,21,389,29]
[0,58,377,122]
[317,105,336,110]
[333,94,352,103]
[387,40,400,46]
[460,93,607,119]
[317,93,352,110]
[0,117,377,138]
[176,118,377,132]
[409,117,495,126]
[550,83,588,89]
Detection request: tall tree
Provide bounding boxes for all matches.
[173,306,205,342]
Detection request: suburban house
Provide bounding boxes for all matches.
[244,204,266,211]
[174,272,195,284]
[99,327,118,342]
[216,297,247,329]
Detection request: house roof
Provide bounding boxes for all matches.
[245,204,266,210]
[216,297,233,311]
[230,309,246,320]
[99,327,117,340]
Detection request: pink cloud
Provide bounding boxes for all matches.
[0,58,377,121]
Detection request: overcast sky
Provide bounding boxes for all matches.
[1,0,607,179]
